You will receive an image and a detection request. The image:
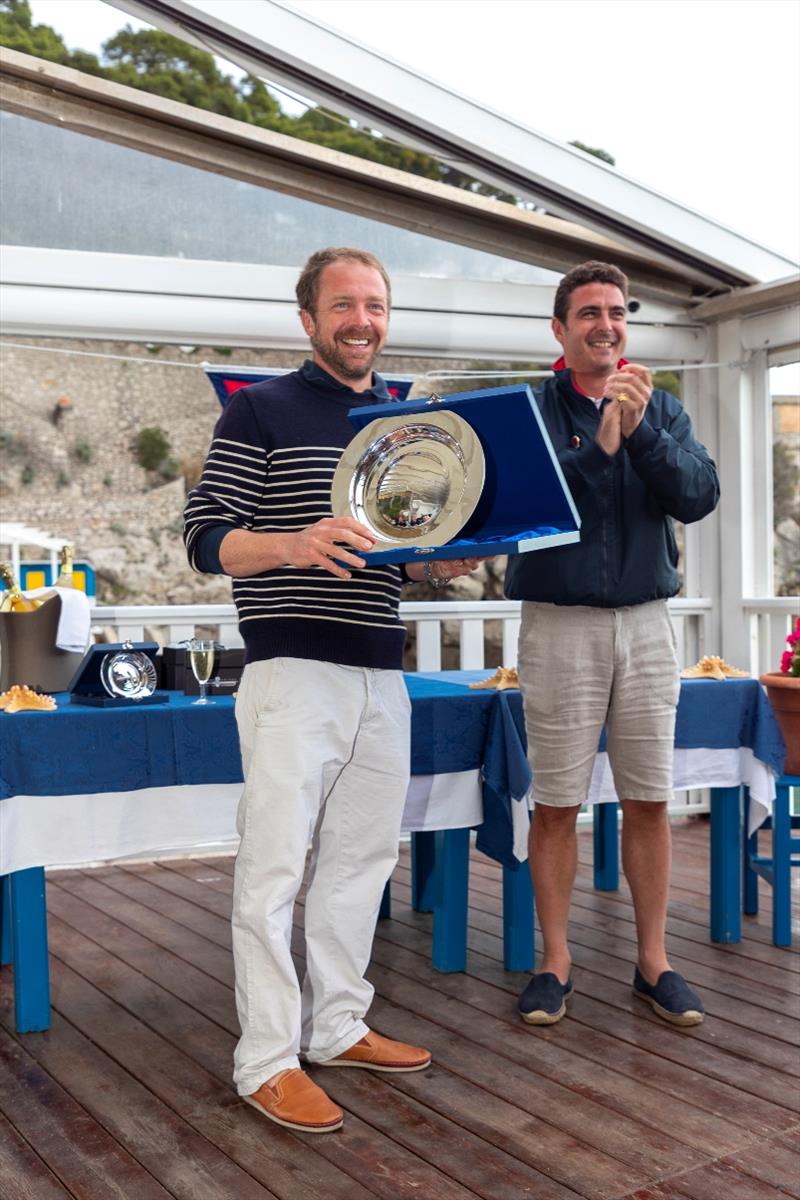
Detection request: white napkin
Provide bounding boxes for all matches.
[27,586,92,653]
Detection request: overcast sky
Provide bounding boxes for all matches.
[28,0,800,267]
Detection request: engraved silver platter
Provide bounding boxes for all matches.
[331,411,485,552]
[100,646,157,699]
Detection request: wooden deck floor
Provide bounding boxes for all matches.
[2,820,799,1200]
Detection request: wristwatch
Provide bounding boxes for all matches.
[423,561,451,589]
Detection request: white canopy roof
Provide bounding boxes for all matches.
[110,0,798,287]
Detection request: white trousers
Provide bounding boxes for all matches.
[231,657,411,1096]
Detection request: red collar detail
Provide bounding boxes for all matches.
[552,356,629,399]
[552,356,629,371]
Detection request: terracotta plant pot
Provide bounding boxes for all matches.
[759,672,800,776]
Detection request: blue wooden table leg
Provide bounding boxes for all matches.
[772,780,791,946]
[411,829,436,913]
[1,875,12,967]
[432,828,469,973]
[742,788,759,916]
[710,786,742,943]
[502,863,534,972]
[9,867,51,1032]
[593,802,619,891]
[378,879,392,920]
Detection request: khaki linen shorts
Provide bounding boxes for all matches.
[518,600,680,807]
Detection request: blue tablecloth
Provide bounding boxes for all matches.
[0,675,495,801]
[477,677,786,869]
[0,674,785,872]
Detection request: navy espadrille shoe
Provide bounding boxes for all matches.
[633,968,704,1026]
[518,972,574,1025]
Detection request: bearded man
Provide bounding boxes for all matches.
[185,247,479,1132]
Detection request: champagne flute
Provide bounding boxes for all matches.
[188,639,215,705]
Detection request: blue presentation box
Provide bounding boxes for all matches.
[345,384,581,565]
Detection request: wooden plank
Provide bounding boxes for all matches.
[133,852,800,1138]
[46,882,237,1034]
[360,993,706,1179]
[372,893,800,1117]
[466,880,800,999]
[0,1006,280,1200]
[0,1110,73,1200]
[418,860,800,997]
[364,922,798,1133]
[655,1159,796,1199]
[305,1069,583,1200]
[39,918,523,1200]
[0,1027,174,1200]
[6,824,791,1200]
[384,875,800,1078]
[46,890,640,1199]
[163,858,799,1144]
[721,1135,800,1197]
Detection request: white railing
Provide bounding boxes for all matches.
[743,597,799,677]
[90,596,712,671]
[89,595,796,822]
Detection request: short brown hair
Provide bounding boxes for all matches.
[295,247,392,317]
[553,261,629,323]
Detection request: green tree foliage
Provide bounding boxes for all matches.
[652,370,682,399]
[0,1,553,206]
[0,0,71,63]
[569,140,616,166]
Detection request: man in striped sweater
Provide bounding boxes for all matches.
[184,248,480,1133]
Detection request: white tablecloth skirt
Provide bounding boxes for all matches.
[1,748,775,875]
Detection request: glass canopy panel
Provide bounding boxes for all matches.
[0,112,556,284]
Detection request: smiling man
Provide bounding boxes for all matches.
[183,247,478,1133]
[505,261,720,1029]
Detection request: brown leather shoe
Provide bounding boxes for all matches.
[243,1068,343,1133]
[318,1030,432,1073]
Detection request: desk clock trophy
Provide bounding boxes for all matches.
[68,641,166,706]
[331,384,581,564]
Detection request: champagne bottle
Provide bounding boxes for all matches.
[55,543,77,589]
[0,562,42,612]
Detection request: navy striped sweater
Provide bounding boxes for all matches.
[184,365,406,669]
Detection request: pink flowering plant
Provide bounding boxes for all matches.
[780,617,800,677]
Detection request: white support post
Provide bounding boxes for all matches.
[459,620,485,669]
[415,619,441,671]
[682,348,722,656]
[115,621,146,642]
[716,321,772,666]
[502,618,521,667]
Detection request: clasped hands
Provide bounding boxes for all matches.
[597,363,651,456]
[287,516,484,581]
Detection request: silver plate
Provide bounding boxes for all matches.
[331,411,485,552]
[100,649,157,699]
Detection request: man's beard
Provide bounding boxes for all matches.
[310,330,380,381]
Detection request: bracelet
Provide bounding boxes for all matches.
[423,561,451,589]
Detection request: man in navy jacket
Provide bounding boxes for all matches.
[506,260,719,1028]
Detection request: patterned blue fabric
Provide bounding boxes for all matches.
[0,675,493,801]
[0,676,785,876]
[476,676,786,870]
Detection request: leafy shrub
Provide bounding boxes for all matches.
[72,440,93,464]
[134,426,172,471]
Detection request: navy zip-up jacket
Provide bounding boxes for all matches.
[504,369,719,608]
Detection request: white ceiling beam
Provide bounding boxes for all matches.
[0,248,708,361]
[690,274,800,321]
[110,0,798,287]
